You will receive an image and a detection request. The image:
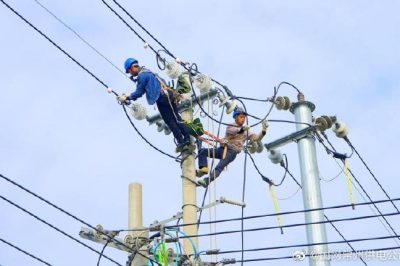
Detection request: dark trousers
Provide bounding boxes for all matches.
[198,147,237,181]
[156,90,190,144]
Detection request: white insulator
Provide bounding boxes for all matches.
[256,140,264,153]
[175,58,182,64]
[247,141,258,154]
[268,150,283,164]
[333,122,349,138]
[107,88,113,94]
[94,224,103,240]
[143,42,149,49]
[124,234,133,246]
[217,94,237,114]
[165,61,182,79]
[193,74,212,93]
[218,94,228,108]
[225,100,237,114]
[164,126,171,135]
[129,103,148,120]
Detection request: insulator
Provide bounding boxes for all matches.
[275,96,288,110]
[193,74,212,93]
[107,88,113,94]
[225,100,237,114]
[282,96,291,110]
[124,234,133,246]
[315,117,329,131]
[164,126,171,135]
[175,58,182,64]
[247,141,258,154]
[333,122,349,138]
[315,116,335,131]
[143,42,149,49]
[268,150,283,164]
[256,140,264,153]
[165,61,182,79]
[217,94,237,114]
[94,224,103,240]
[212,97,219,105]
[167,248,175,264]
[297,92,305,101]
[129,103,148,120]
[322,115,333,128]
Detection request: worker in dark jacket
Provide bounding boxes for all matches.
[196,109,268,187]
[118,58,191,152]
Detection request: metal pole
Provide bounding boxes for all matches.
[181,109,199,257]
[291,99,331,266]
[128,183,148,266]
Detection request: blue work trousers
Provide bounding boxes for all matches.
[198,146,237,181]
[156,90,190,144]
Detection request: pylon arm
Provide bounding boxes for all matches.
[264,126,317,150]
[147,89,218,124]
[150,197,245,228]
[79,227,131,252]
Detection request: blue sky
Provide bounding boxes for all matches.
[1,0,400,265]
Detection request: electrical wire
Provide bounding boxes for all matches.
[0,236,53,266]
[315,134,400,243]
[284,168,368,265]
[32,0,127,77]
[232,245,400,263]
[174,211,400,240]
[159,197,400,229]
[0,0,179,162]
[0,174,159,265]
[0,194,122,266]
[344,136,400,213]
[211,234,400,255]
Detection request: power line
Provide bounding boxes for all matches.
[0,237,53,266]
[32,0,126,77]
[0,174,159,266]
[174,211,400,240]
[0,194,122,266]
[210,234,400,255]
[315,132,400,243]
[233,245,400,263]
[0,0,178,162]
[160,197,400,229]
[344,136,400,213]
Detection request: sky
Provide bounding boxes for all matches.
[1,0,400,265]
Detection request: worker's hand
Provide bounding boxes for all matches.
[262,120,269,131]
[117,94,130,105]
[239,125,250,134]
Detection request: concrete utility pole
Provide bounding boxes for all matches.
[291,96,330,266]
[180,107,199,257]
[128,183,148,266]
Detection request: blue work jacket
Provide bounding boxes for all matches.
[128,68,167,105]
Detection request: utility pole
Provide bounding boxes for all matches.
[180,107,199,257]
[291,95,330,266]
[128,183,148,266]
[265,94,331,266]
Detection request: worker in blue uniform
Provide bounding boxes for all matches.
[118,58,191,152]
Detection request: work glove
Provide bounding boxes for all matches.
[117,94,130,105]
[262,120,269,131]
[238,125,250,134]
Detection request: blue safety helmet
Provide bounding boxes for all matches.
[124,58,138,73]
[232,108,247,118]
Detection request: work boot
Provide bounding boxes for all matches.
[196,167,209,177]
[196,177,210,188]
